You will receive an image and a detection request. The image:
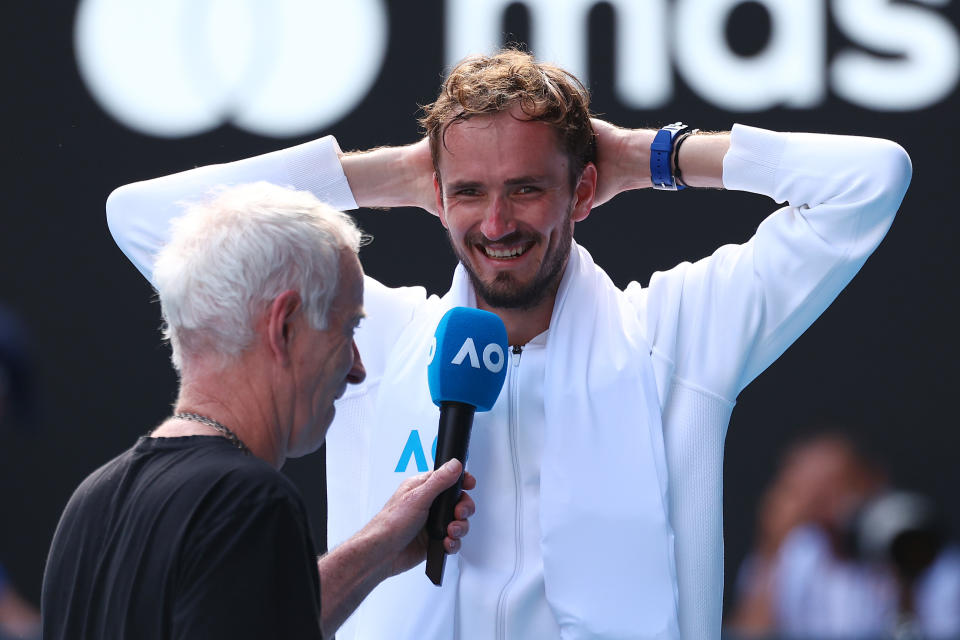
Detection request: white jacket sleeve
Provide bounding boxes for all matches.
[639,124,912,401]
[628,125,911,640]
[106,136,357,286]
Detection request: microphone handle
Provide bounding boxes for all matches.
[425,401,476,585]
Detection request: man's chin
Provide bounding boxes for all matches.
[288,435,327,460]
[289,413,333,458]
[458,234,571,310]
[473,276,552,311]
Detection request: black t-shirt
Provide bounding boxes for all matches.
[41,436,324,640]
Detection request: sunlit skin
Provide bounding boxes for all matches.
[285,250,367,457]
[433,105,598,345]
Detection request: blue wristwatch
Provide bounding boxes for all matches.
[650,122,690,191]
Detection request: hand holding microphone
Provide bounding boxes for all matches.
[425,307,509,585]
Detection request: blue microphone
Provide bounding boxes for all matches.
[425,307,508,585]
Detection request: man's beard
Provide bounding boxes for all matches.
[452,215,573,311]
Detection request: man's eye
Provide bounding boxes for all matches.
[516,186,539,195]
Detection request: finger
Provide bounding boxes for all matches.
[444,537,461,554]
[454,492,476,520]
[461,471,477,491]
[447,518,469,539]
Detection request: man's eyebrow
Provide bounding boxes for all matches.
[504,175,548,185]
[447,176,549,191]
[447,180,483,192]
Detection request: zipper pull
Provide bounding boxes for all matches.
[511,344,522,367]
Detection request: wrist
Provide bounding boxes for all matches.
[399,139,436,207]
[650,122,692,190]
[351,520,397,581]
[617,128,657,191]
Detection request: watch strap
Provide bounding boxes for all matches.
[650,122,690,191]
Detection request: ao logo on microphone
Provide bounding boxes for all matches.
[428,336,505,374]
[451,337,505,373]
[73,0,387,137]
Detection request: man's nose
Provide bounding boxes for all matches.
[347,340,366,385]
[479,195,514,241]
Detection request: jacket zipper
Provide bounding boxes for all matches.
[495,345,524,640]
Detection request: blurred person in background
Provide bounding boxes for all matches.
[0,303,40,640]
[727,432,960,638]
[0,565,40,640]
[0,304,37,429]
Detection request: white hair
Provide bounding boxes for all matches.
[154,182,365,372]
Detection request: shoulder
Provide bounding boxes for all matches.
[170,445,314,547]
[361,276,428,321]
[129,438,307,518]
[184,445,305,511]
[61,443,142,511]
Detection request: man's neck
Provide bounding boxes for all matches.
[158,361,286,468]
[478,292,556,347]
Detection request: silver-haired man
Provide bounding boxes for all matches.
[40,183,475,640]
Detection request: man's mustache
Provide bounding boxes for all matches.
[464,230,541,247]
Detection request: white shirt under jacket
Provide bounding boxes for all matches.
[106,125,911,640]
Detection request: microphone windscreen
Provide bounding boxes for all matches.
[427,307,508,411]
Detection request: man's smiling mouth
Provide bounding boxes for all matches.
[480,241,535,259]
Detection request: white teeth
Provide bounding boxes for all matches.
[484,245,527,258]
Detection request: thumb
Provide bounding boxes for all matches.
[419,459,463,500]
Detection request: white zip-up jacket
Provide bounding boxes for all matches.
[107,125,911,639]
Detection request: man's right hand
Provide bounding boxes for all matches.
[317,459,475,635]
[366,459,476,576]
[340,138,438,215]
[591,119,655,205]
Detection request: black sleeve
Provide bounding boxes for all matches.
[172,494,323,640]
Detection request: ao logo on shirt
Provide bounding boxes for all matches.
[395,430,437,473]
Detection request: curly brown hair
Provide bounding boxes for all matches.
[420,48,596,191]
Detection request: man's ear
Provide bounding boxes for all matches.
[265,290,302,366]
[434,172,448,229]
[572,163,597,223]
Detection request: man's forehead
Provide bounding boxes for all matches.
[442,111,558,145]
[438,113,567,175]
[332,251,363,303]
